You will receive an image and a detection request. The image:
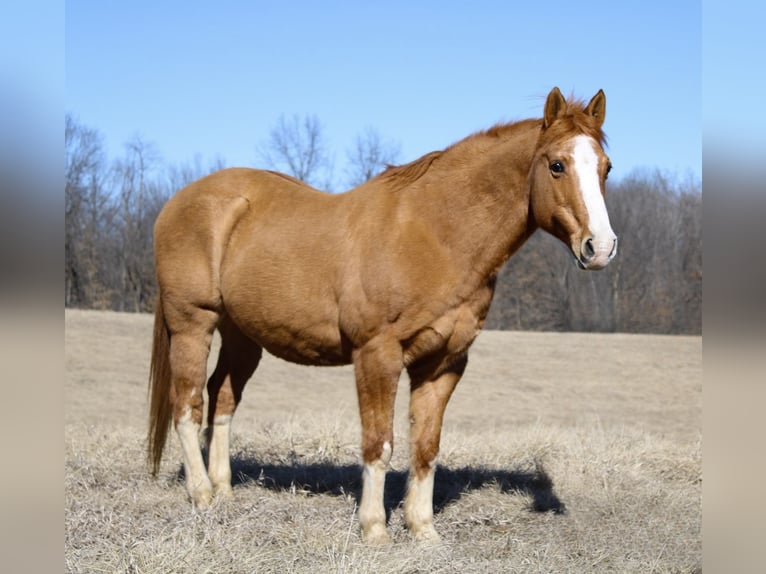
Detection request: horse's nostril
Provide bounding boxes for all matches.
[583,238,595,259]
[609,237,618,259]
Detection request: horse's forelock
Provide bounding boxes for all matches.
[562,96,608,147]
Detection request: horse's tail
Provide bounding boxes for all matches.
[148,297,173,476]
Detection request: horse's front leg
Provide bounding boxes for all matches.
[405,355,467,541]
[353,337,403,544]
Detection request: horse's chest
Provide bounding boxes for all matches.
[402,286,493,368]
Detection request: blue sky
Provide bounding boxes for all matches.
[65,1,701,187]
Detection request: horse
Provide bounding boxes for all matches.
[148,87,617,544]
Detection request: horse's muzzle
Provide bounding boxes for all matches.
[577,236,618,270]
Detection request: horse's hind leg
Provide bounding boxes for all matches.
[166,304,219,508]
[405,355,467,541]
[205,317,262,500]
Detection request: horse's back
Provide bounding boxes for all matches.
[155,167,340,261]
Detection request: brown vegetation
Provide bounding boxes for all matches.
[65,309,701,572]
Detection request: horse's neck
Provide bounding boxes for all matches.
[415,121,540,280]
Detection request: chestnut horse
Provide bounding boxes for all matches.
[148,87,617,543]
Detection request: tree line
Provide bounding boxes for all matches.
[65,113,701,334]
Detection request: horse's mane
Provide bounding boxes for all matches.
[373,96,606,191]
[376,150,443,190]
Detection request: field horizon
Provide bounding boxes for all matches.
[65,309,701,573]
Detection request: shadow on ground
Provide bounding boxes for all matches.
[190,453,568,517]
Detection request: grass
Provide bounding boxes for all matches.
[65,309,701,573]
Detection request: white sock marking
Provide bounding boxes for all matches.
[359,458,388,537]
[208,415,233,490]
[176,409,212,502]
[405,464,440,540]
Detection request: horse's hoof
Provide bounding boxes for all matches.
[411,525,441,544]
[361,524,392,545]
[190,488,213,509]
[213,485,234,502]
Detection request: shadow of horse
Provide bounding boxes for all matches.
[179,454,568,518]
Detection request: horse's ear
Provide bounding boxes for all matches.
[585,89,606,128]
[543,87,566,128]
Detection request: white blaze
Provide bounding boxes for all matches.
[571,135,616,247]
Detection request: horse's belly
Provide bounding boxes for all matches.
[260,328,350,366]
[227,304,350,367]
[221,247,350,365]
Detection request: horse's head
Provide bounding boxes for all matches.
[529,87,617,270]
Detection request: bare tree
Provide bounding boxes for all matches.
[606,171,679,333]
[257,114,333,189]
[113,136,161,312]
[165,154,227,193]
[487,232,576,332]
[345,126,401,187]
[676,189,702,332]
[65,114,112,307]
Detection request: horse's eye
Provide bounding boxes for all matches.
[606,162,613,176]
[550,160,565,175]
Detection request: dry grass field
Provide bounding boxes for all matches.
[65,309,701,573]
